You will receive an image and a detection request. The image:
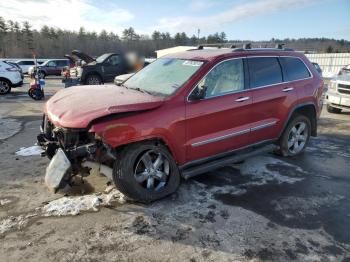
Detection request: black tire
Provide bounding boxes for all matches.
[327,104,342,114]
[28,88,44,100]
[113,141,180,203]
[85,74,102,85]
[0,79,11,95]
[277,115,311,157]
[38,71,46,79]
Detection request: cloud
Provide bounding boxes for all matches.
[189,0,216,11]
[154,0,318,35]
[0,0,134,33]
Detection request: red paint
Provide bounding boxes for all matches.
[45,49,323,165]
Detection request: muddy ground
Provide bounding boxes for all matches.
[0,78,350,262]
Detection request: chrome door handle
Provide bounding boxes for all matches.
[235,96,250,102]
[282,87,294,92]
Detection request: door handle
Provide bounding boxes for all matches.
[235,96,250,102]
[282,87,294,92]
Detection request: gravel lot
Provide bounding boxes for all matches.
[0,77,350,262]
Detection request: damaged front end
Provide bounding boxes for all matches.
[37,115,115,192]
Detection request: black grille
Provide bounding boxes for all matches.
[338,84,350,95]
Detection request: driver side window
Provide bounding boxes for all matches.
[47,61,57,67]
[106,55,121,66]
[199,59,244,98]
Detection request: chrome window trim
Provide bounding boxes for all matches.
[191,121,277,147]
[187,55,313,102]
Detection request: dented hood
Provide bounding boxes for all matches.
[45,85,164,128]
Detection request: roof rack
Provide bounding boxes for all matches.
[191,43,294,52]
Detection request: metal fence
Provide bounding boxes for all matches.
[305,53,350,78]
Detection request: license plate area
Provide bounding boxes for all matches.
[45,148,71,191]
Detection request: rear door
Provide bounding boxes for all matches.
[103,55,124,82]
[185,58,253,161]
[247,56,297,144]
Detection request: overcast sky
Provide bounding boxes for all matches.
[0,0,349,40]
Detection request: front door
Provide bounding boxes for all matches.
[103,55,123,82]
[185,58,253,162]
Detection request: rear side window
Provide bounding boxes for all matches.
[280,57,310,81]
[24,61,35,65]
[248,57,283,88]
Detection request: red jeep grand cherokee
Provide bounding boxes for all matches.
[38,46,324,202]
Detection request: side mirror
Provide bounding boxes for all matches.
[189,85,207,101]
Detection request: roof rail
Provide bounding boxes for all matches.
[189,43,294,52]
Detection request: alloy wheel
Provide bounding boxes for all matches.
[87,76,101,85]
[287,121,308,154]
[134,150,170,191]
[0,80,10,94]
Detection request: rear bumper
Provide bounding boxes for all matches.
[326,90,350,109]
[12,80,23,87]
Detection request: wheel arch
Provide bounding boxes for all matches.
[114,136,180,164]
[0,77,12,86]
[282,102,317,138]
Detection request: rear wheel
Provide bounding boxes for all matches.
[113,141,180,203]
[86,74,102,85]
[327,104,342,114]
[0,79,11,95]
[278,115,311,156]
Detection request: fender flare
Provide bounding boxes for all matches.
[279,102,317,138]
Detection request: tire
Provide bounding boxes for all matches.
[277,115,311,157]
[38,71,46,79]
[327,104,342,114]
[85,74,102,85]
[113,141,180,203]
[28,88,44,100]
[0,79,11,95]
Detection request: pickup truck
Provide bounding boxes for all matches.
[67,50,134,85]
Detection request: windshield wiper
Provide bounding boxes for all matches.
[128,86,154,95]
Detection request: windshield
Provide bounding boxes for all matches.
[96,54,109,63]
[123,58,204,96]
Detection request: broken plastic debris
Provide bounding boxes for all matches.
[15,145,44,156]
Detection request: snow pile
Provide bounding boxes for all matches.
[0,118,21,140]
[41,189,126,216]
[15,145,44,156]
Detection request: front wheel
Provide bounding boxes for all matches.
[113,141,180,203]
[85,74,102,85]
[278,115,311,156]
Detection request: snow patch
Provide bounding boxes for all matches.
[0,214,36,234]
[0,198,12,206]
[0,118,21,140]
[238,156,306,185]
[40,189,126,216]
[16,145,44,156]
